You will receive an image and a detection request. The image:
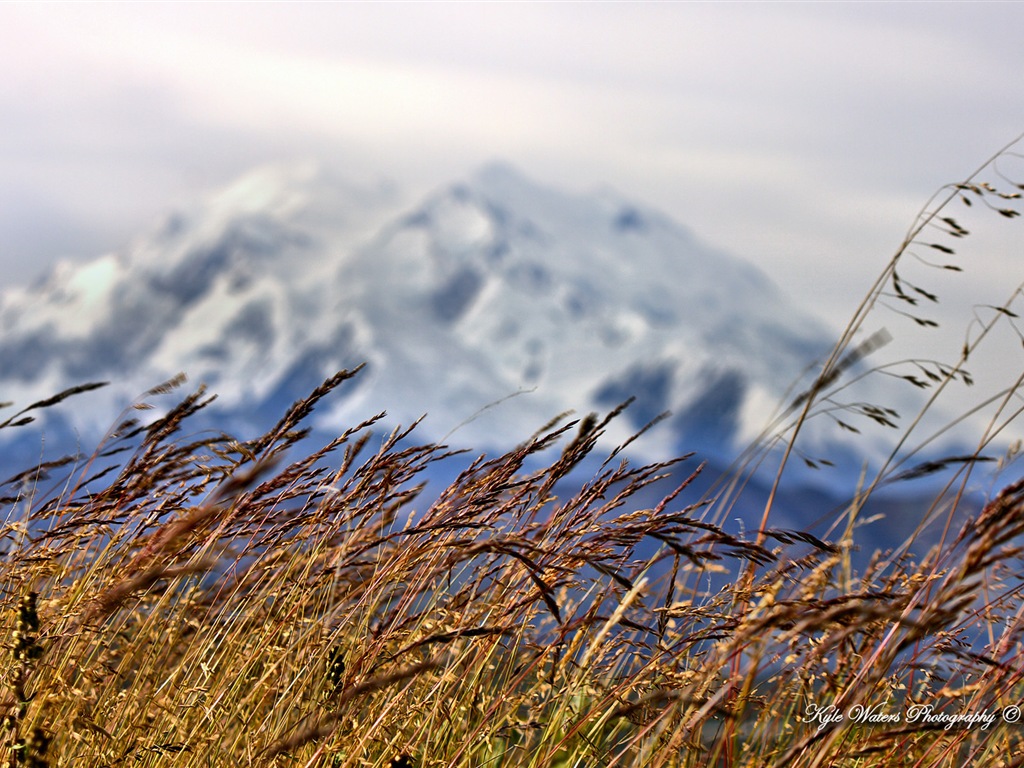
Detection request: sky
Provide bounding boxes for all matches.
[2,2,1024,340]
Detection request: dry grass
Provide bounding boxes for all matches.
[1,372,1022,768]
[1,138,1024,767]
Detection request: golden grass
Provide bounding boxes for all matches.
[0,364,1020,768]
[1,137,1024,767]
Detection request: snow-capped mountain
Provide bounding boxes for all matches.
[0,161,837,464]
[326,163,834,455]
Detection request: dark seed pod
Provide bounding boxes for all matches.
[326,645,346,694]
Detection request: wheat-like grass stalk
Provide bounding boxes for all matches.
[1,137,1023,767]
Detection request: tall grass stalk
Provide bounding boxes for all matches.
[2,139,1024,766]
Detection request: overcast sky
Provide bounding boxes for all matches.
[2,2,1024,338]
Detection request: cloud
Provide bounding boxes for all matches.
[0,2,1022,337]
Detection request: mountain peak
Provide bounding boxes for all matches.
[0,160,837,465]
[472,161,539,192]
[213,160,323,212]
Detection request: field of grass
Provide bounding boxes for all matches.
[2,140,1024,767]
